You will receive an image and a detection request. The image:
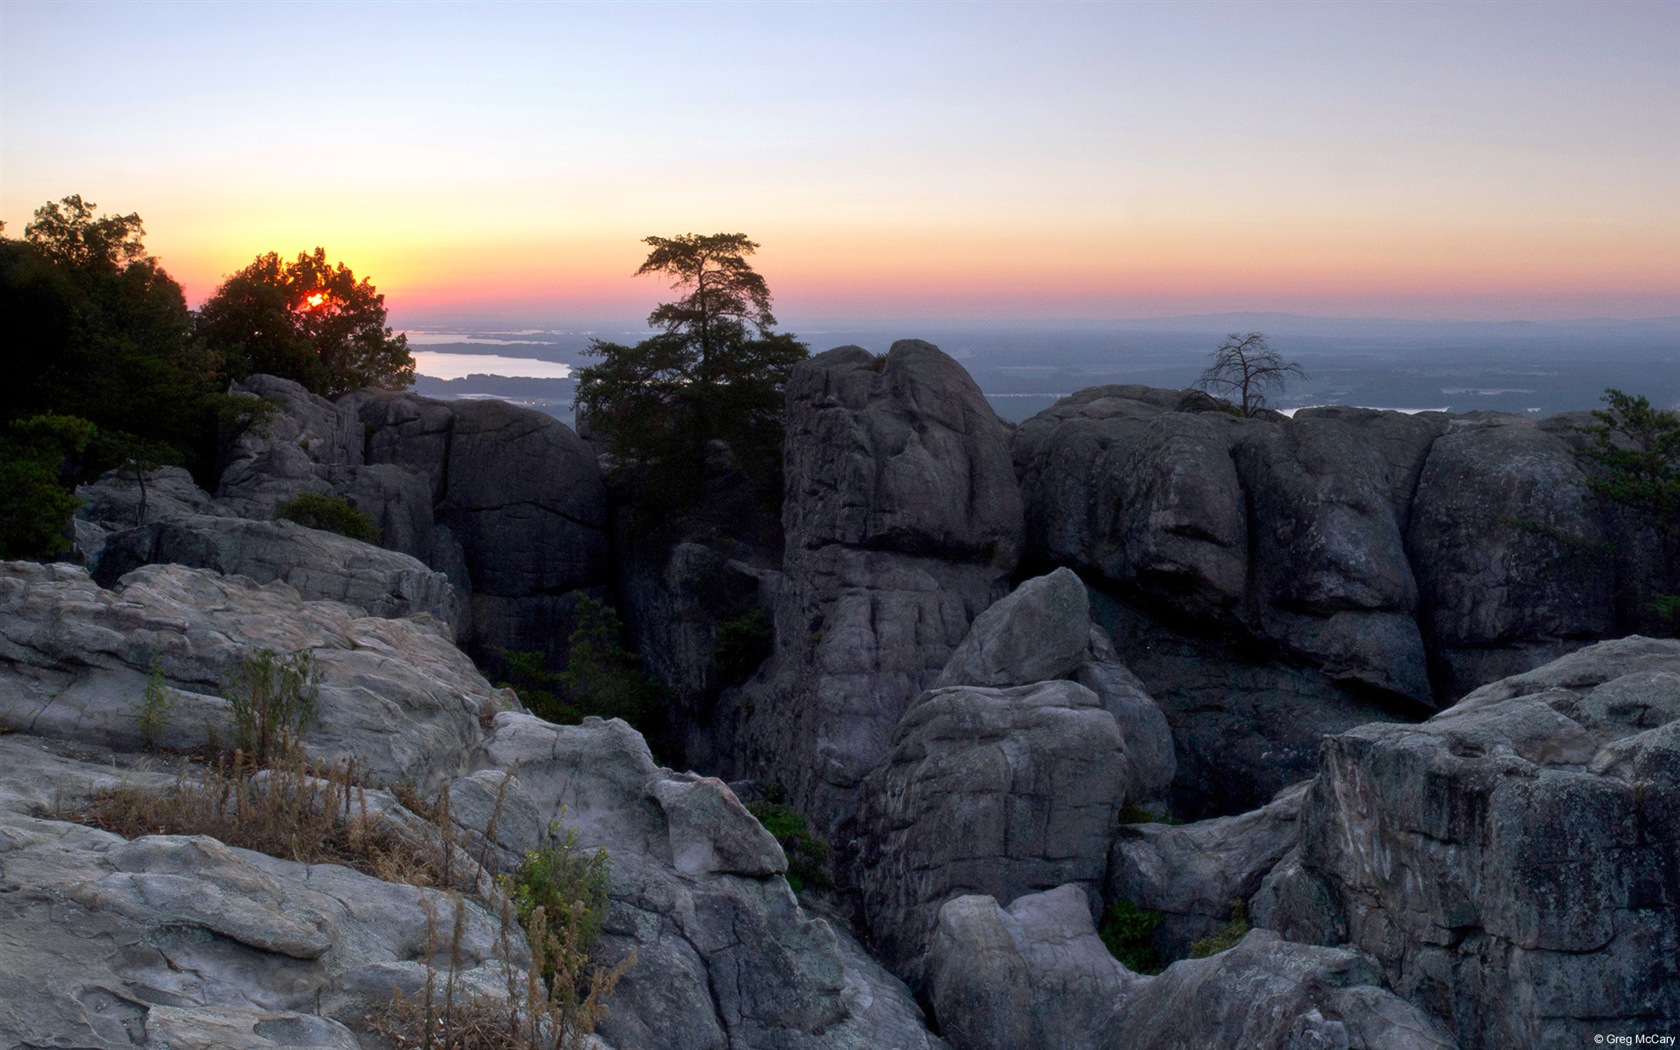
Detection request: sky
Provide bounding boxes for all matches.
[3,1,1677,325]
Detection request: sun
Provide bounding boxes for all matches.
[303,292,327,309]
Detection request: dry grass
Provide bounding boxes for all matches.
[77,749,461,890]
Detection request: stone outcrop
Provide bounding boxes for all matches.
[471,714,946,1050]
[1106,782,1308,958]
[928,885,1453,1050]
[0,561,493,789]
[217,375,610,664]
[1293,636,1680,1048]
[855,679,1126,983]
[732,341,1023,832]
[91,513,466,639]
[1406,418,1615,698]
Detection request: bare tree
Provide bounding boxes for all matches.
[1195,332,1305,416]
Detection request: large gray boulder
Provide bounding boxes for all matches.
[91,513,467,639]
[1298,636,1680,1048]
[217,376,610,666]
[855,679,1126,984]
[927,885,1453,1050]
[473,714,946,1050]
[1106,782,1308,958]
[732,341,1023,832]
[1407,418,1616,699]
[0,561,494,789]
[934,567,1176,804]
[0,736,530,1050]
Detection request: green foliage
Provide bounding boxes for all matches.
[573,233,807,506]
[1117,800,1183,825]
[3,197,225,482]
[556,598,667,728]
[274,491,381,543]
[494,599,667,731]
[138,660,175,750]
[711,607,772,685]
[746,794,831,895]
[1189,899,1251,958]
[511,827,611,980]
[0,414,97,558]
[1195,332,1304,416]
[196,247,414,396]
[1099,898,1164,974]
[224,648,320,761]
[1583,389,1680,532]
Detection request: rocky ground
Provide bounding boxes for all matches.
[3,344,1676,1047]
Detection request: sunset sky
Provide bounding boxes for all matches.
[3,1,1676,325]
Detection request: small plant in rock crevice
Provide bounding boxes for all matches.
[225,647,320,762]
[274,490,382,544]
[1099,898,1164,974]
[137,659,175,750]
[747,787,831,896]
[1189,899,1251,959]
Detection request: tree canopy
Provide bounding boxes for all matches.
[1195,332,1304,416]
[3,196,223,474]
[197,247,414,396]
[574,233,807,501]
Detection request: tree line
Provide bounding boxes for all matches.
[1,194,414,556]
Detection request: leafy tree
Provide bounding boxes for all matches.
[1195,332,1304,416]
[0,414,97,559]
[573,234,807,499]
[1580,388,1680,633]
[197,247,414,396]
[4,196,224,479]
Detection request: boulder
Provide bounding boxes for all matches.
[90,513,466,639]
[473,714,947,1050]
[1078,627,1176,803]
[933,566,1090,689]
[1299,636,1680,1048]
[855,679,1126,983]
[927,884,1452,1050]
[217,376,611,666]
[0,737,525,1050]
[1106,782,1308,958]
[1407,419,1616,699]
[733,341,1023,832]
[0,561,493,789]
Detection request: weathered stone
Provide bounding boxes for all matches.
[1078,625,1176,804]
[473,713,946,1050]
[0,561,492,789]
[1106,782,1308,957]
[856,679,1126,984]
[1300,636,1680,1048]
[933,566,1090,689]
[1407,419,1616,699]
[91,513,466,639]
[927,885,1451,1050]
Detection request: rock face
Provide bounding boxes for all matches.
[1014,387,1651,814]
[91,513,466,639]
[927,885,1453,1050]
[732,341,1023,833]
[1406,419,1615,698]
[472,714,946,1050]
[217,375,610,665]
[0,550,947,1050]
[855,679,1126,983]
[1106,782,1308,958]
[1295,636,1680,1049]
[0,561,493,789]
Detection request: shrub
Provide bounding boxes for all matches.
[225,648,320,761]
[746,794,831,895]
[711,607,772,685]
[556,598,667,728]
[137,659,174,750]
[1099,898,1164,974]
[0,413,96,558]
[1189,899,1251,958]
[510,827,612,976]
[274,491,381,544]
